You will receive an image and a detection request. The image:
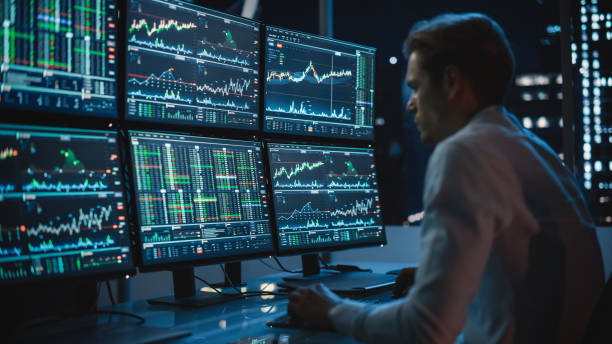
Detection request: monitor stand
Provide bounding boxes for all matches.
[146,263,244,308]
[280,254,395,294]
[282,254,340,281]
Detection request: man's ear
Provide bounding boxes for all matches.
[443,65,463,101]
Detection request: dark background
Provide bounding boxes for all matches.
[186,0,564,224]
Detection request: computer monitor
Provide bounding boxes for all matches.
[0,124,133,283]
[0,1,118,118]
[264,26,376,141]
[267,142,385,275]
[125,0,261,130]
[128,131,273,305]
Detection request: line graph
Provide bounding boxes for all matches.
[26,205,114,237]
[128,89,193,103]
[274,179,325,189]
[264,26,376,140]
[277,201,330,231]
[128,67,195,87]
[129,18,197,37]
[0,183,16,194]
[196,78,252,97]
[266,101,351,120]
[23,178,109,193]
[126,0,261,129]
[28,235,116,253]
[266,61,352,85]
[0,247,22,257]
[128,16,198,55]
[273,161,325,180]
[330,197,376,217]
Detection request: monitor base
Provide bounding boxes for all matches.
[147,292,243,308]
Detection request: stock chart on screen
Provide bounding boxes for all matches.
[267,143,384,252]
[129,131,272,266]
[0,0,118,117]
[264,27,376,140]
[0,125,131,282]
[126,0,260,130]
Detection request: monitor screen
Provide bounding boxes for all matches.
[264,26,376,140]
[267,143,384,253]
[0,1,118,118]
[125,0,260,130]
[0,125,132,282]
[129,131,273,267]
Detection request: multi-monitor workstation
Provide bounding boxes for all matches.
[0,0,384,305]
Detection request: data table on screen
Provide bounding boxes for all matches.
[129,131,273,266]
[0,0,118,117]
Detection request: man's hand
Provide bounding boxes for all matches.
[393,267,416,298]
[287,283,342,331]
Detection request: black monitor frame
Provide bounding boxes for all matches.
[123,129,276,274]
[121,0,264,135]
[262,139,386,259]
[0,124,136,285]
[0,1,120,121]
[261,24,377,144]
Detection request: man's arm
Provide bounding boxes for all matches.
[328,141,515,343]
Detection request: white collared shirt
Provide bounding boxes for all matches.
[329,106,604,343]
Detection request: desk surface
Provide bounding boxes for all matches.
[105,262,406,344]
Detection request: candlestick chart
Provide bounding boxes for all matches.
[129,131,272,266]
[0,125,132,282]
[126,0,260,130]
[268,143,384,252]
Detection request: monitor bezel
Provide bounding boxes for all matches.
[121,0,264,134]
[125,129,276,273]
[261,24,377,143]
[262,140,387,257]
[0,124,137,285]
[0,1,120,121]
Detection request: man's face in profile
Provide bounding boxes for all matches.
[405,51,449,144]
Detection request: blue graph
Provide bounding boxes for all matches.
[0,247,22,257]
[128,89,193,103]
[196,97,250,111]
[274,179,324,189]
[23,178,108,193]
[28,235,116,253]
[128,67,189,86]
[327,180,372,189]
[128,37,193,54]
[197,48,250,67]
[0,183,16,194]
[266,101,351,120]
[331,217,376,228]
[278,201,330,230]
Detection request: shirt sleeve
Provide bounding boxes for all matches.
[328,141,515,344]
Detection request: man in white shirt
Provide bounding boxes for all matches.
[287,12,604,343]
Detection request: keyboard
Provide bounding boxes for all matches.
[267,291,401,330]
[278,271,396,294]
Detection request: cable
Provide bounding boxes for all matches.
[272,256,302,274]
[259,259,285,272]
[106,280,116,306]
[95,310,145,325]
[194,275,285,297]
[219,264,242,293]
[318,255,330,269]
[14,309,146,335]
